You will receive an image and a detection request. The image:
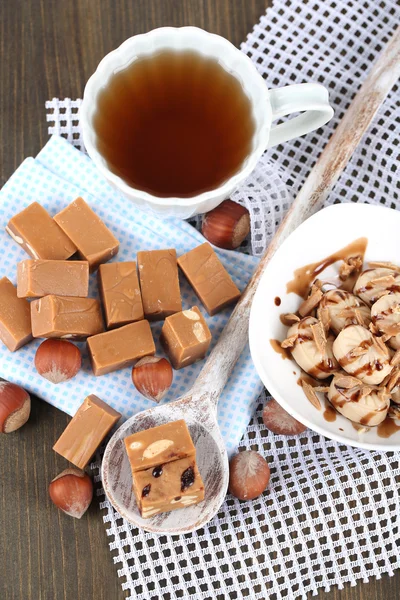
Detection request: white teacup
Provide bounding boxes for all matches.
[81,27,333,219]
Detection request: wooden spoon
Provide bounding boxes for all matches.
[102,26,400,534]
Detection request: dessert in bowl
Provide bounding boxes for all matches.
[249,203,400,451]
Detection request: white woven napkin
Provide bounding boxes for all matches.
[45,1,400,599]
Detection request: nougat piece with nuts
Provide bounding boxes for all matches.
[124,419,196,473]
[132,456,205,518]
[160,306,212,369]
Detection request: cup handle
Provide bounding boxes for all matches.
[266,83,334,148]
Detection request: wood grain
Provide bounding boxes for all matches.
[0,0,399,599]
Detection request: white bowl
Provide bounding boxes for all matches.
[249,203,400,451]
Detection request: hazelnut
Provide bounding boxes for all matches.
[132,356,173,402]
[35,339,82,384]
[228,450,270,500]
[262,398,307,436]
[202,199,250,250]
[49,467,93,519]
[0,381,31,433]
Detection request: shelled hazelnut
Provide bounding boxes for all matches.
[0,381,31,433]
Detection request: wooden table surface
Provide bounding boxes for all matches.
[0,1,398,599]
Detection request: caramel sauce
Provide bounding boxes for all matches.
[351,422,363,431]
[270,339,291,360]
[323,404,337,422]
[274,296,281,306]
[377,416,400,438]
[286,238,368,298]
[340,340,373,368]
[359,411,377,426]
[308,358,335,378]
[330,390,347,408]
[331,385,363,409]
[338,338,384,378]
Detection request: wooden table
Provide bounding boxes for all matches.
[0,1,398,599]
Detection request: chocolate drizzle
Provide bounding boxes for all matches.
[378,416,400,438]
[286,238,368,298]
[269,339,291,360]
[323,404,337,422]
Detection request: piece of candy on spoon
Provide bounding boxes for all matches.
[124,419,205,518]
[132,456,205,518]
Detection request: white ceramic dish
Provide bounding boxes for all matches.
[249,203,400,451]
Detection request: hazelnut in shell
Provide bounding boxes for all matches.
[202,199,250,250]
[132,356,173,402]
[228,450,270,500]
[0,381,31,433]
[35,339,82,384]
[49,468,93,519]
[262,398,307,435]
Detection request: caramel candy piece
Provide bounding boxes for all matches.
[17,260,89,298]
[0,277,32,351]
[178,243,241,315]
[124,419,196,473]
[132,456,205,518]
[137,249,182,321]
[98,262,143,328]
[53,395,121,469]
[6,202,77,260]
[160,307,212,370]
[31,295,103,339]
[87,320,155,376]
[54,197,119,271]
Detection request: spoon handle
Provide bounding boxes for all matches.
[192,25,400,408]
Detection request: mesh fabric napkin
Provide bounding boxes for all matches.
[43,0,399,598]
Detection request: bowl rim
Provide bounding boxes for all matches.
[249,203,400,451]
[80,26,271,210]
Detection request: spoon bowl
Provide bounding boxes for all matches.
[101,395,229,534]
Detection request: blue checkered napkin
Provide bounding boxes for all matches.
[0,135,262,454]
